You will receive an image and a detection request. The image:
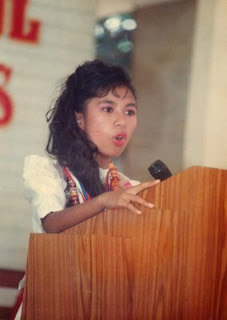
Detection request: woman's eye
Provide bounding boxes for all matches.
[126,109,136,116]
[103,107,113,113]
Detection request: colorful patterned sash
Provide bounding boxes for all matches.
[64,162,121,207]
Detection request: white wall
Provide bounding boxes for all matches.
[123,0,196,181]
[0,0,96,309]
[183,0,227,169]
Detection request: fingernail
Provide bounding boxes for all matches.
[137,210,142,214]
[148,203,154,208]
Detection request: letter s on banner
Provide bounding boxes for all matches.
[0,64,14,127]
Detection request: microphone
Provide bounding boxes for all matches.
[148,160,172,181]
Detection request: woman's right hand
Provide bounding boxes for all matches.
[42,180,160,233]
[98,180,160,215]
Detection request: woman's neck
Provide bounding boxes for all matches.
[95,154,112,169]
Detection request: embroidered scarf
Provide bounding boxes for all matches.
[64,162,121,208]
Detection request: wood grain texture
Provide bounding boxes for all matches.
[22,235,133,319]
[22,167,227,319]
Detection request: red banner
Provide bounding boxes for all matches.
[0,64,13,126]
[0,0,42,126]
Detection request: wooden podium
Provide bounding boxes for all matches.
[21,167,226,319]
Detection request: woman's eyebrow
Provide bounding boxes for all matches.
[99,99,115,105]
[127,103,137,108]
[99,100,137,107]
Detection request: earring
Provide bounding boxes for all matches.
[77,119,83,129]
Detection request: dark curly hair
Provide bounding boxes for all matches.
[46,59,136,198]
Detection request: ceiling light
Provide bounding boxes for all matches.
[104,17,121,32]
[117,40,133,53]
[95,24,105,38]
[121,18,137,31]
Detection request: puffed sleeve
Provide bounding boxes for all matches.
[118,172,140,188]
[23,155,66,233]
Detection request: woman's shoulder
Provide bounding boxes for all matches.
[24,154,57,167]
[23,155,64,181]
[22,155,67,229]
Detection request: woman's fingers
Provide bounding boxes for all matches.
[102,179,160,213]
[126,194,154,208]
[125,180,161,213]
[127,202,142,215]
[122,187,158,214]
[130,179,160,195]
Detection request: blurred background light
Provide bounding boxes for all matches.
[95,13,136,72]
[117,39,133,53]
[121,18,137,31]
[104,17,121,32]
[95,24,105,38]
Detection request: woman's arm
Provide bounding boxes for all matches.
[42,196,105,233]
[42,180,159,233]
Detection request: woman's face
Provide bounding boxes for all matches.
[76,86,137,168]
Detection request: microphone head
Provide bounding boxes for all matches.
[148,160,172,181]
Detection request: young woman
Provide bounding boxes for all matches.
[23,59,159,235]
[13,59,160,319]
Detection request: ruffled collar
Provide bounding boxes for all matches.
[99,167,109,183]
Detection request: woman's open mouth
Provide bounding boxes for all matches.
[113,133,126,146]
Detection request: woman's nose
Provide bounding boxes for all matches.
[114,113,126,127]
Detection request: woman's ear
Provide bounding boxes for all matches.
[75,112,85,130]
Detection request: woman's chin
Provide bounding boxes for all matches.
[96,149,125,164]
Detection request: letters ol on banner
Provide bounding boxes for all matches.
[0,64,13,126]
[0,0,42,126]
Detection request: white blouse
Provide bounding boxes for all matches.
[23,155,139,233]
